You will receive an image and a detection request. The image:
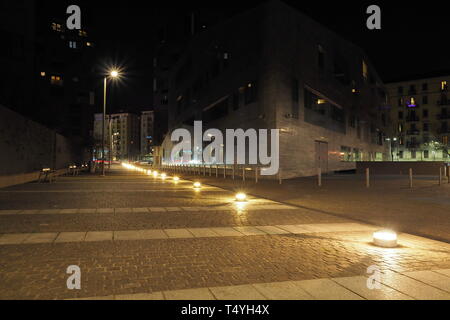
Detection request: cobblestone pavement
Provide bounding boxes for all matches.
[175,170,450,243]
[0,166,449,300]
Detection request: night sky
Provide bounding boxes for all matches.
[79,0,450,113]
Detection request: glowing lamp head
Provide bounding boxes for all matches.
[110,70,119,78]
[193,182,202,189]
[373,230,398,248]
[235,193,247,202]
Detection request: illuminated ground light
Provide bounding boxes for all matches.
[193,182,202,189]
[147,170,152,175]
[173,176,180,182]
[235,193,248,202]
[153,171,159,177]
[161,173,167,179]
[373,230,398,248]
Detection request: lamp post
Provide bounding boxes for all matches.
[102,70,120,176]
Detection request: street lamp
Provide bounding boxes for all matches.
[101,69,120,177]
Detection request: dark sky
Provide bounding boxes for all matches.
[79,0,450,112]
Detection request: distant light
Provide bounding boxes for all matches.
[153,171,158,177]
[317,99,326,105]
[147,170,152,175]
[235,193,247,202]
[161,173,167,179]
[40,72,46,77]
[193,182,202,189]
[373,230,398,248]
[110,70,119,78]
[173,176,180,182]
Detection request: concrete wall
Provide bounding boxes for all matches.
[0,105,80,177]
[356,161,449,175]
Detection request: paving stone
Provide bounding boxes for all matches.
[188,228,221,238]
[0,210,20,215]
[40,209,61,215]
[18,210,40,215]
[210,227,245,237]
[96,208,114,214]
[276,225,310,234]
[132,208,149,213]
[140,230,168,240]
[114,231,144,241]
[380,271,450,300]
[433,269,450,278]
[55,232,86,243]
[252,281,313,300]
[233,226,267,236]
[115,208,133,213]
[149,208,167,212]
[78,209,96,214]
[23,233,58,244]
[332,276,413,300]
[210,285,267,300]
[404,270,450,293]
[164,229,194,239]
[73,296,115,300]
[115,292,164,300]
[255,226,290,235]
[0,233,31,245]
[164,288,215,300]
[166,207,183,212]
[294,278,364,300]
[84,231,113,242]
[59,209,79,214]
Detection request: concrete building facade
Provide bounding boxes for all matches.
[140,111,155,161]
[162,0,388,178]
[94,113,140,162]
[386,75,450,161]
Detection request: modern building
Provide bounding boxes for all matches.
[94,113,140,162]
[161,0,389,178]
[0,0,96,161]
[140,111,155,161]
[386,75,449,161]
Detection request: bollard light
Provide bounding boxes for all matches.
[161,173,167,179]
[173,176,180,182]
[373,230,398,248]
[235,193,247,202]
[147,170,152,175]
[153,171,158,177]
[193,182,202,189]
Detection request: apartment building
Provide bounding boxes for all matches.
[386,75,449,161]
[140,111,155,161]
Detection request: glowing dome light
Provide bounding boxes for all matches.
[235,193,247,202]
[193,182,202,189]
[373,230,398,248]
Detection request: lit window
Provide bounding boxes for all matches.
[78,30,88,37]
[40,72,46,77]
[317,99,326,105]
[362,60,369,80]
[50,75,63,86]
[408,97,416,107]
[69,41,77,49]
[51,23,62,32]
[442,81,448,91]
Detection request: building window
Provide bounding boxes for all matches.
[398,86,403,94]
[423,109,429,118]
[424,150,429,159]
[78,30,88,37]
[409,85,416,94]
[424,123,429,132]
[399,151,404,159]
[362,60,369,81]
[411,151,416,159]
[50,75,63,86]
[398,98,403,107]
[422,83,428,91]
[51,23,62,32]
[318,45,325,69]
[398,111,403,120]
[40,72,46,77]
[69,41,77,49]
[422,96,428,105]
[244,82,257,105]
[441,81,448,91]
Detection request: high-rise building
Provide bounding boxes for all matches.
[386,75,449,161]
[140,111,155,161]
[161,0,389,178]
[94,113,140,162]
